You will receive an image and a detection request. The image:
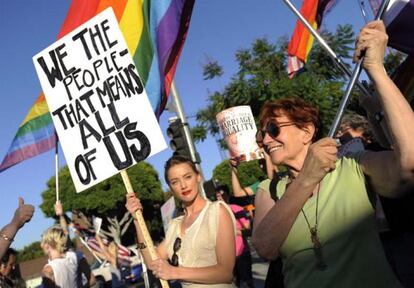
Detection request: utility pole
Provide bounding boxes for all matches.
[169,81,206,198]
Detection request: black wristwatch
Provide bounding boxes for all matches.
[137,242,147,249]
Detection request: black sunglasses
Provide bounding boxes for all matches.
[168,237,181,267]
[256,121,295,147]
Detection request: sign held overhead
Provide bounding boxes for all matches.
[33,8,167,192]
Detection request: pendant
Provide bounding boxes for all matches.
[310,227,327,270]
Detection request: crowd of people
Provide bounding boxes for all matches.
[1,20,414,288]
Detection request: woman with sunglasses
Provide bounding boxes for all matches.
[252,21,414,288]
[126,155,236,287]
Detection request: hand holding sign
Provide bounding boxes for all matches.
[54,200,63,217]
[217,106,262,162]
[125,193,143,219]
[33,8,166,192]
[33,8,168,287]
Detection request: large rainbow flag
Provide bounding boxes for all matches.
[0,0,195,172]
[287,0,338,78]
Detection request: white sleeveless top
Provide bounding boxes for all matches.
[47,251,78,288]
[165,201,236,288]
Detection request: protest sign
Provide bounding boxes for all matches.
[33,8,167,192]
[93,216,103,235]
[216,106,262,162]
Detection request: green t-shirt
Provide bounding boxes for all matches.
[259,153,401,288]
[249,181,260,195]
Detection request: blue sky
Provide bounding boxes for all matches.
[0,0,368,249]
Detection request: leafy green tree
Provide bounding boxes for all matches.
[193,24,359,143]
[203,60,224,80]
[384,50,406,75]
[212,160,266,194]
[17,241,44,262]
[307,25,354,81]
[194,24,405,148]
[40,162,165,244]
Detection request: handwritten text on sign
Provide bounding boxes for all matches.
[33,8,166,192]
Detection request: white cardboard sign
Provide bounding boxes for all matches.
[216,106,262,162]
[33,8,167,192]
[93,216,103,235]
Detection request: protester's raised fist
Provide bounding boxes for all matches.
[354,20,388,75]
[12,197,35,228]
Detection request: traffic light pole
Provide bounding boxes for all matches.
[170,81,206,198]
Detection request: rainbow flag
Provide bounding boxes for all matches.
[287,0,338,78]
[0,0,195,172]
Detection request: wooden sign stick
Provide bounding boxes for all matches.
[120,170,169,288]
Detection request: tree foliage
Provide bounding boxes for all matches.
[384,50,407,76]
[195,24,407,148]
[195,24,359,142]
[203,60,224,80]
[212,160,266,194]
[41,161,164,216]
[40,161,165,243]
[17,241,44,262]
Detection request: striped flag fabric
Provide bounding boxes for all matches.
[73,223,132,266]
[86,236,132,266]
[0,94,56,173]
[369,0,414,55]
[0,0,195,172]
[287,0,338,78]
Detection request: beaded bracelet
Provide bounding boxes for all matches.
[0,233,13,243]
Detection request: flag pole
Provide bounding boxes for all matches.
[282,0,373,99]
[170,81,206,198]
[357,0,369,23]
[120,170,170,288]
[77,234,103,264]
[328,0,390,137]
[55,133,59,202]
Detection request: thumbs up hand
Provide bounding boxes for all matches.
[11,197,35,228]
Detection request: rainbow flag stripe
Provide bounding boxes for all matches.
[0,0,195,172]
[287,0,337,77]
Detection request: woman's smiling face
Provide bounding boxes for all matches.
[262,113,313,169]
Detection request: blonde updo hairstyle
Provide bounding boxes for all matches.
[41,226,67,254]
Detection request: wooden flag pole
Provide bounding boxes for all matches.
[120,170,169,288]
[55,133,59,202]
